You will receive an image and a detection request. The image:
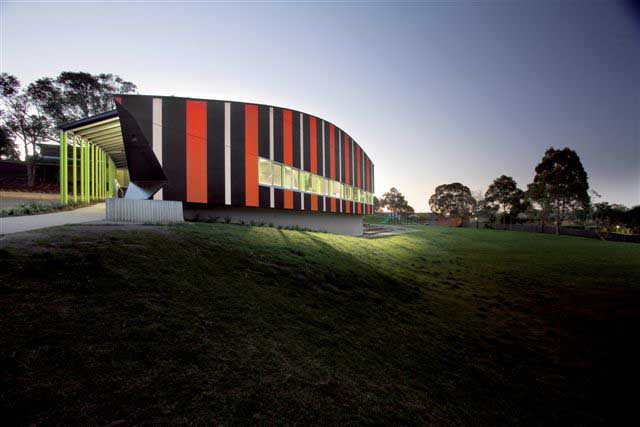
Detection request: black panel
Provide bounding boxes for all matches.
[274,188,284,209]
[207,100,225,205]
[230,102,245,206]
[303,114,311,172]
[259,185,270,208]
[304,193,311,211]
[273,108,283,163]
[258,105,269,159]
[316,118,323,175]
[293,191,301,210]
[292,111,300,169]
[161,97,186,201]
[117,97,166,184]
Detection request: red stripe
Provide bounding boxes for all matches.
[284,189,293,209]
[345,199,351,213]
[283,110,293,166]
[245,104,259,207]
[311,195,318,211]
[329,124,335,179]
[310,117,317,173]
[186,100,207,203]
[330,198,336,212]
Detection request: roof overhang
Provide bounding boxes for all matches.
[59,110,126,168]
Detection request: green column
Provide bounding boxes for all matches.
[90,144,94,200]
[100,149,104,199]
[86,143,90,202]
[61,131,68,205]
[79,138,84,203]
[72,134,77,203]
[59,131,64,203]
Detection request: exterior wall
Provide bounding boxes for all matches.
[115,95,374,215]
[106,198,184,224]
[183,206,364,236]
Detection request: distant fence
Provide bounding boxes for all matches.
[462,221,640,243]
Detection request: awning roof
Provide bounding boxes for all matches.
[59,110,126,168]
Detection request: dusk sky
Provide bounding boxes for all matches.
[2,1,638,210]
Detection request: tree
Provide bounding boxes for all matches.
[0,124,19,159]
[528,147,590,234]
[429,182,476,219]
[373,196,381,213]
[484,175,525,225]
[381,187,408,215]
[0,73,52,186]
[398,200,414,215]
[30,72,137,128]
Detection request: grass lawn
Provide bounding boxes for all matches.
[1,224,639,424]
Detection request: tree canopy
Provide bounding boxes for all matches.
[527,147,590,233]
[484,175,526,224]
[0,71,136,186]
[381,187,407,214]
[429,182,476,218]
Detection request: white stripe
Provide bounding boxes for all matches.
[152,98,163,200]
[352,141,355,211]
[224,102,231,205]
[300,112,304,210]
[269,107,274,160]
[270,187,274,208]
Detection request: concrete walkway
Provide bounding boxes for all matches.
[0,203,105,235]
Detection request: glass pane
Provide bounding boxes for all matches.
[332,181,340,199]
[292,169,299,190]
[273,163,282,187]
[259,158,272,185]
[314,174,322,194]
[323,179,329,196]
[283,166,292,189]
[305,172,313,192]
[340,184,345,200]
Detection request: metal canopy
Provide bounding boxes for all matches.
[60,110,126,168]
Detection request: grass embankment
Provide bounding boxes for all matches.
[1,224,639,424]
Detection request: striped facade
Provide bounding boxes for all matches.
[116,95,374,215]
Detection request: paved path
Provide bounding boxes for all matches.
[0,203,105,235]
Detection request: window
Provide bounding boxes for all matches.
[340,184,345,200]
[292,169,299,191]
[323,178,329,196]
[273,163,283,187]
[300,171,311,192]
[355,188,360,203]
[283,166,292,189]
[332,180,341,199]
[259,158,272,185]
[313,174,321,194]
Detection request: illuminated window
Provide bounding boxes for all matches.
[273,163,283,187]
[283,166,292,189]
[292,169,299,191]
[314,174,322,194]
[259,158,272,185]
[332,181,341,199]
[340,184,345,200]
[323,178,329,196]
[346,185,352,201]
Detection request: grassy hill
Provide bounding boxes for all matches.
[1,223,639,424]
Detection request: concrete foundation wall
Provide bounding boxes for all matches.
[184,206,363,236]
[106,198,184,224]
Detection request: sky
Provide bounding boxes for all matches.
[2,0,638,210]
